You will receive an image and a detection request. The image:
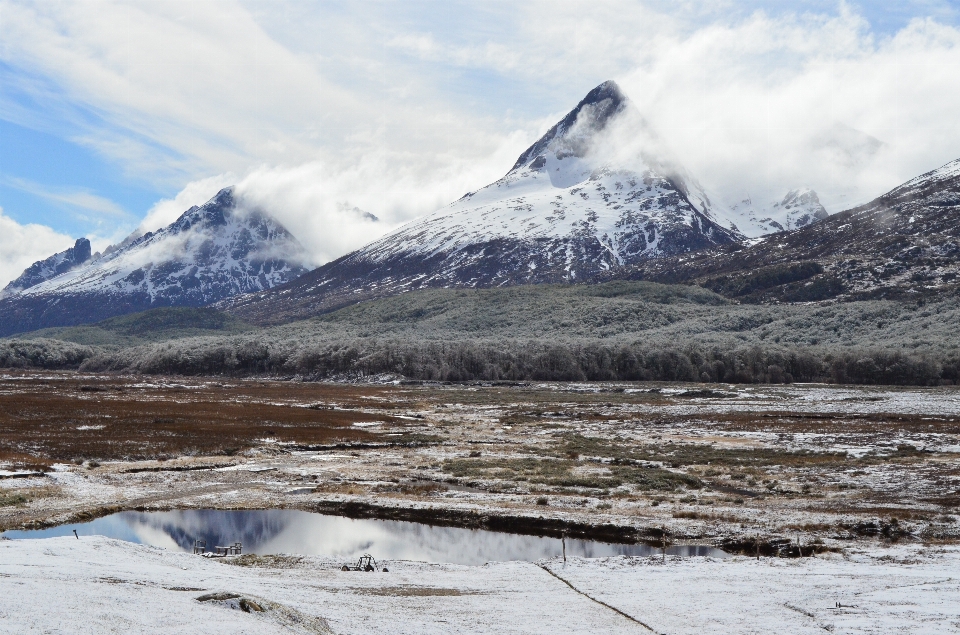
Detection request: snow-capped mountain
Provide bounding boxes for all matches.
[352,81,740,273]
[222,81,745,324]
[1,237,92,299]
[606,156,960,302]
[721,188,829,238]
[0,188,308,336]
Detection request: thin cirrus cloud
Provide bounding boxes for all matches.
[0,1,333,179]
[0,176,130,219]
[0,0,959,288]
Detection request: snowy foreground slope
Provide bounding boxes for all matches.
[1,537,958,634]
[0,189,307,336]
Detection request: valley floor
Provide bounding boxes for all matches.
[2,371,960,632]
[2,371,959,546]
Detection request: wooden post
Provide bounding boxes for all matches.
[562,533,566,563]
[661,527,666,563]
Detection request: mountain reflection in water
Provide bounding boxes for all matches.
[3,509,728,564]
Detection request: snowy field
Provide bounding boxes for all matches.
[1,536,958,634]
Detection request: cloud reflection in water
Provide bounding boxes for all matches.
[4,510,727,564]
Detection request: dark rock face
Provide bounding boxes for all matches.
[2,238,92,297]
[603,158,960,303]
[509,80,629,171]
[0,188,308,337]
[220,81,741,325]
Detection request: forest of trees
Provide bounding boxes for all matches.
[2,336,956,386]
[3,282,959,386]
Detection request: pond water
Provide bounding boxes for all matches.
[2,509,728,565]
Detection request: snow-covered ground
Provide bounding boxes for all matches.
[1,536,958,634]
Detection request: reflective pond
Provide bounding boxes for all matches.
[2,509,728,565]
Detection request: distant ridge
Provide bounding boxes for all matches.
[606,157,960,303]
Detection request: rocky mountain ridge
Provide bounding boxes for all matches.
[1,238,92,298]
[602,158,960,303]
[724,188,829,238]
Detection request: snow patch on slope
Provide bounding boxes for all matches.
[721,188,829,238]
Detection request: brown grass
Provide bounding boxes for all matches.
[372,481,445,496]
[0,374,402,461]
[0,485,58,507]
[703,411,960,435]
[0,451,53,472]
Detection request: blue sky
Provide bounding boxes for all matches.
[1,0,960,285]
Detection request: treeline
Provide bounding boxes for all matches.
[2,336,957,386]
[0,339,95,370]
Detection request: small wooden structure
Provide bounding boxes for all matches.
[214,542,243,556]
[193,539,242,556]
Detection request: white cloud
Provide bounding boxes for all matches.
[614,10,960,209]
[232,128,533,266]
[0,1,409,195]
[0,1,527,186]
[0,209,75,288]
[381,4,960,211]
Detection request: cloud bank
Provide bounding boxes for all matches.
[618,9,960,209]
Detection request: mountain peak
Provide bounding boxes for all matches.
[580,79,628,107]
[170,187,235,233]
[219,82,745,325]
[510,80,630,172]
[1,237,92,297]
